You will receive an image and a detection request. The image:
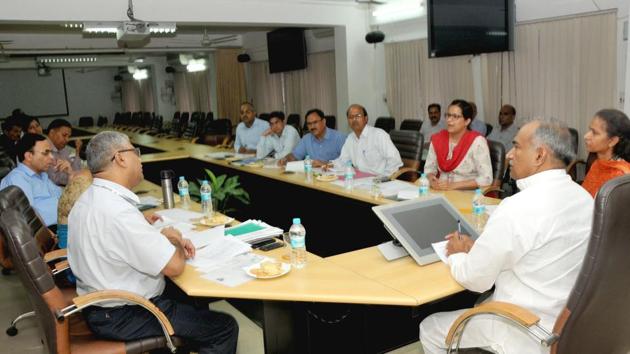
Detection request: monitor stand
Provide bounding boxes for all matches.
[377,240,409,261]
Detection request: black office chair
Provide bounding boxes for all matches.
[206,111,214,122]
[259,113,270,122]
[97,116,108,127]
[389,130,424,182]
[78,117,94,127]
[375,117,396,133]
[485,123,493,137]
[324,115,336,129]
[198,119,233,146]
[112,112,122,125]
[400,119,423,131]
[287,114,301,135]
[446,174,630,354]
[568,128,579,155]
[484,140,507,198]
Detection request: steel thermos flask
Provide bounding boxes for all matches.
[160,170,175,209]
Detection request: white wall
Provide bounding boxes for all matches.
[63,67,120,125]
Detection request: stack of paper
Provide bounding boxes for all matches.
[377,180,418,198]
[224,219,283,243]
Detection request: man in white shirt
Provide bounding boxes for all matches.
[234,102,269,154]
[334,104,403,176]
[68,131,238,354]
[420,118,593,354]
[487,104,519,151]
[420,103,445,142]
[256,111,300,159]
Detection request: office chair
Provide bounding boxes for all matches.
[258,113,270,122]
[324,115,336,129]
[0,209,184,354]
[77,117,94,127]
[484,124,493,137]
[96,116,108,127]
[389,130,424,182]
[400,119,423,131]
[446,174,630,354]
[375,117,396,133]
[287,114,301,135]
[483,140,506,198]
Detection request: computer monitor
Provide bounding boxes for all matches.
[372,196,479,265]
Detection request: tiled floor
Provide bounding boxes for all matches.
[0,270,422,354]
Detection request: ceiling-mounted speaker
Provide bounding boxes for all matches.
[113,74,123,81]
[365,30,385,44]
[165,66,175,73]
[237,53,251,63]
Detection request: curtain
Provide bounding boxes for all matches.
[216,49,247,126]
[173,70,212,115]
[121,79,154,113]
[248,51,337,118]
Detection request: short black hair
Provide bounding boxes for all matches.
[305,108,325,121]
[346,104,368,118]
[428,103,441,112]
[47,118,72,132]
[2,115,22,132]
[269,111,285,121]
[20,116,40,132]
[16,133,47,162]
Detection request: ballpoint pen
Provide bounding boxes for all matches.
[457,220,462,240]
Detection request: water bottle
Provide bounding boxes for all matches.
[200,180,213,218]
[289,218,307,269]
[304,155,313,182]
[160,170,175,209]
[472,188,486,230]
[419,173,430,197]
[344,161,354,191]
[177,176,191,210]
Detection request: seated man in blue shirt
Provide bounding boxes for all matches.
[281,109,346,167]
[0,133,62,228]
[234,102,269,154]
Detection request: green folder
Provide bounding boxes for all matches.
[224,222,265,237]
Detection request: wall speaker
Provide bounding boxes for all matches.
[237,53,251,63]
[365,30,385,44]
[165,66,175,73]
[113,74,123,81]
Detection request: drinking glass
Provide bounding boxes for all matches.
[282,232,291,262]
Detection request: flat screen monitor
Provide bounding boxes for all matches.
[372,196,479,265]
[427,0,515,58]
[267,28,307,73]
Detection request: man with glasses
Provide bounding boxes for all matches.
[281,108,346,167]
[67,131,238,353]
[0,133,62,228]
[234,102,269,154]
[333,104,402,176]
[46,118,83,186]
[256,111,300,159]
[487,104,518,151]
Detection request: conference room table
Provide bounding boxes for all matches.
[83,126,500,353]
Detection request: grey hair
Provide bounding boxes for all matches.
[523,116,576,166]
[86,131,132,173]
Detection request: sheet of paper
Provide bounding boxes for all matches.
[397,189,419,200]
[155,208,205,223]
[138,195,161,205]
[331,176,374,189]
[485,205,498,216]
[285,160,304,172]
[199,253,265,287]
[184,225,225,249]
[431,240,449,264]
[205,152,234,159]
[378,180,418,198]
[187,235,251,269]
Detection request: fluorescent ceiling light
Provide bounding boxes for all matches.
[186,59,206,72]
[133,68,149,80]
[39,56,97,64]
[372,0,425,25]
[83,21,119,34]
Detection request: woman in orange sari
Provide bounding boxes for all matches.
[582,109,630,197]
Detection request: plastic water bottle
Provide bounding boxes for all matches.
[344,161,354,191]
[419,173,430,197]
[472,188,486,230]
[304,155,313,182]
[200,180,213,218]
[289,218,307,269]
[177,176,191,210]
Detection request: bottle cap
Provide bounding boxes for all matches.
[202,180,209,185]
[292,217,301,225]
[475,188,481,194]
[421,173,426,177]
[179,176,185,180]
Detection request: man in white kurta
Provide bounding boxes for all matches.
[334,104,403,176]
[420,119,594,354]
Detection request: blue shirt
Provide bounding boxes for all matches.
[234,118,270,152]
[0,163,62,226]
[470,119,487,136]
[292,127,346,162]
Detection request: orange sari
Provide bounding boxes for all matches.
[582,159,630,197]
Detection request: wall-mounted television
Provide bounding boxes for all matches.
[427,0,515,58]
[267,28,307,73]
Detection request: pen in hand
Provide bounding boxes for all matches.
[457,220,462,241]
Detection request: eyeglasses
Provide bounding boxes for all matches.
[306,119,323,127]
[29,149,53,156]
[110,147,141,161]
[348,113,364,120]
[445,113,464,120]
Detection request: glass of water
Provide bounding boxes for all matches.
[371,177,382,199]
[282,232,291,262]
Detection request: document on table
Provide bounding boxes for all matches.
[285,160,304,172]
[431,241,449,264]
[199,253,265,287]
[377,180,418,198]
[331,176,374,189]
[184,225,225,249]
[155,208,205,224]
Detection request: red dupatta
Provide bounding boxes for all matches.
[431,130,482,173]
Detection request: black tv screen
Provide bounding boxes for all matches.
[267,28,307,73]
[427,0,514,58]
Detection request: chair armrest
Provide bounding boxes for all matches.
[44,249,67,263]
[446,301,540,346]
[482,186,504,197]
[390,167,419,181]
[52,260,70,275]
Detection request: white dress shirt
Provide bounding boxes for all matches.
[334,125,403,176]
[255,125,300,159]
[67,178,175,306]
[487,123,519,151]
[420,169,593,354]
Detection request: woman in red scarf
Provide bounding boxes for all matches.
[424,99,492,190]
[582,109,630,197]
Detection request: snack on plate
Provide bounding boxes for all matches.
[316,174,337,182]
[252,261,282,277]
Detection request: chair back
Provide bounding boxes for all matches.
[112,112,122,125]
[259,113,270,122]
[324,115,336,129]
[552,174,630,354]
[487,140,506,187]
[485,123,493,137]
[96,116,108,127]
[78,117,94,127]
[400,119,423,131]
[390,130,424,178]
[206,111,214,122]
[568,128,579,154]
[375,117,396,133]
[287,114,301,135]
